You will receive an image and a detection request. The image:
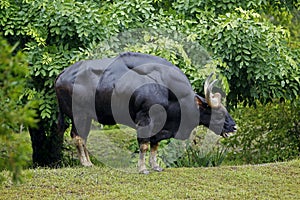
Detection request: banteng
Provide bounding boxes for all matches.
[55,52,237,174]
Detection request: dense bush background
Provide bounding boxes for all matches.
[223,101,300,164]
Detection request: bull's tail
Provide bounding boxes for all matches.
[55,72,69,135]
[56,89,69,135]
[57,107,68,134]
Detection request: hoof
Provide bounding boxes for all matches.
[139,169,150,175]
[82,162,93,167]
[152,166,163,172]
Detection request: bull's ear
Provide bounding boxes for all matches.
[194,95,205,109]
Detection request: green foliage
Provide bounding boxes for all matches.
[159,129,227,168]
[162,141,227,168]
[0,35,36,183]
[262,1,300,48]
[172,1,300,106]
[0,36,36,133]
[198,9,300,106]
[173,0,265,17]
[223,101,300,164]
[0,133,32,183]
[174,145,226,167]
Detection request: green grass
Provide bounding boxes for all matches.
[1,159,300,199]
[2,128,299,199]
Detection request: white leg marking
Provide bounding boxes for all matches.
[138,143,149,174]
[74,136,93,167]
[150,143,163,172]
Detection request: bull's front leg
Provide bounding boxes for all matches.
[138,142,150,174]
[149,142,163,172]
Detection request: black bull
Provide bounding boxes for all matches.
[55,52,236,173]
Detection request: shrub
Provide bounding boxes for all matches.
[0,133,33,182]
[0,35,36,183]
[223,101,300,164]
[159,128,227,168]
[198,9,300,107]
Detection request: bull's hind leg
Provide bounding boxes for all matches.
[138,142,150,174]
[71,119,93,167]
[149,142,163,172]
[73,135,93,167]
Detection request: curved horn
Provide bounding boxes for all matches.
[204,73,222,108]
[204,73,213,98]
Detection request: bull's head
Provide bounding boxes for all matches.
[195,73,237,137]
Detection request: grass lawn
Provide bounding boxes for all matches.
[1,159,299,199]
